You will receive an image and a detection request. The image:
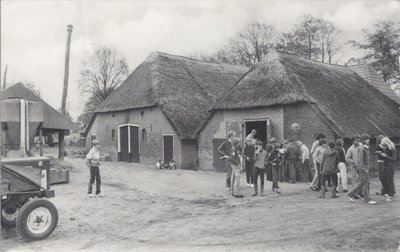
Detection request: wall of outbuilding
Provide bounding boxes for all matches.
[86,106,183,168]
[199,107,284,171]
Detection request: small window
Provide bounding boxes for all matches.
[140,111,144,118]
[111,129,115,140]
[142,128,147,142]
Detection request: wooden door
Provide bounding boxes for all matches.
[130,126,139,163]
[163,135,173,163]
[119,126,129,162]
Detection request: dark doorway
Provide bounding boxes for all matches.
[130,126,139,163]
[163,135,173,163]
[119,126,129,162]
[245,120,267,143]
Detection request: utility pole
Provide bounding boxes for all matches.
[59,24,73,161]
[2,65,8,90]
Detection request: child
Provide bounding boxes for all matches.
[318,141,339,198]
[348,134,376,204]
[244,138,255,188]
[266,142,282,193]
[252,141,267,196]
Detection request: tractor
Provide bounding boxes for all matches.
[1,97,58,240]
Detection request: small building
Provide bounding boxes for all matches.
[86,52,248,169]
[0,83,76,155]
[198,50,400,171]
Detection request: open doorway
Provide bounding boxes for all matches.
[245,120,267,143]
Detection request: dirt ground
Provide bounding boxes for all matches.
[2,157,400,252]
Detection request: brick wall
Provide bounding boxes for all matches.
[199,107,284,171]
[283,103,336,149]
[86,106,183,168]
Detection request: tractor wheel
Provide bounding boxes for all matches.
[16,198,58,240]
[1,207,19,227]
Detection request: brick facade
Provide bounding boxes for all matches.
[283,103,336,148]
[199,107,284,171]
[86,106,184,169]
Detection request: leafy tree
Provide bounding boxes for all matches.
[79,46,129,113]
[189,22,276,67]
[277,15,341,63]
[349,21,400,84]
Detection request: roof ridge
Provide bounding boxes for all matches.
[149,51,249,70]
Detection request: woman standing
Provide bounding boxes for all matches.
[377,137,397,202]
[336,139,348,193]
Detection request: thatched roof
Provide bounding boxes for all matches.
[214,49,400,138]
[349,64,400,104]
[1,83,76,132]
[95,52,249,139]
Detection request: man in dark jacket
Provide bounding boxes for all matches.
[218,131,236,191]
[244,138,256,188]
[318,141,340,198]
[285,139,300,183]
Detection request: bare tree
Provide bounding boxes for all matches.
[228,22,276,67]
[320,20,341,64]
[79,46,129,112]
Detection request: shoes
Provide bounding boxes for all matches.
[386,197,392,202]
[275,189,281,194]
[247,184,250,188]
[250,184,254,188]
[311,187,319,191]
[234,194,244,198]
[96,193,104,197]
[331,195,340,198]
[342,189,348,193]
[88,193,95,198]
[353,195,360,199]
[376,192,382,195]
[348,196,355,202]
[383,194,389,197]
[367,200,376,205]
[252,193,258,197]
[226,187,231,191]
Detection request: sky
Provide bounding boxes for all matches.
[1,0,400,121]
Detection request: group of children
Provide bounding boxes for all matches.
[219,130,397,204]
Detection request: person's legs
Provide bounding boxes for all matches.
[272,164,279,189]
[331,174,339,198]
[377,162,384,194]
[319,174,327,198]
[348,178,363,198]
[381,166,389,195]
[253,167,260,196]
[387,166,395,197]
[95,167,101,195]
[288,159,296,183]
[361,173,370,202]
[231,165,241,196]
[260,168,265,195]
[338,162,347,191]
[88,167,96,194]
[226,162,232,189]
[350,166,358,187]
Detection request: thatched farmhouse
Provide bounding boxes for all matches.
[198,50,400,171]
[86,52,248,169]
[87,49,400,171]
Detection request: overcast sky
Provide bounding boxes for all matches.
[1,0,400,120]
